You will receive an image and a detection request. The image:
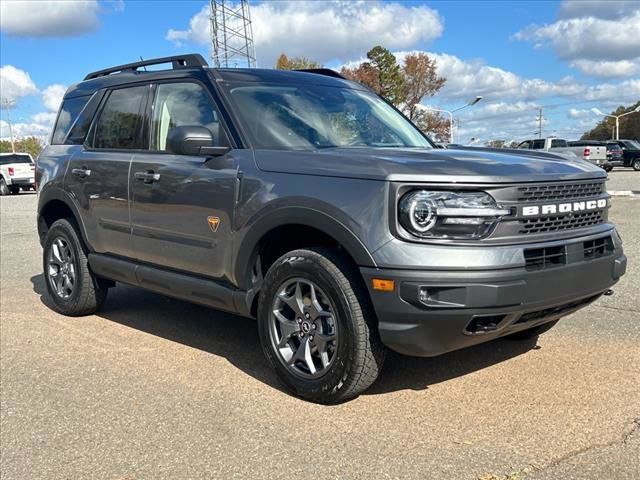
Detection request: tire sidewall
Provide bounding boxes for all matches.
[257,253,362,401]
[0,178,8,195]
[43,220,85,312]
[633,159,640,171]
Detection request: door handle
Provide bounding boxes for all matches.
[134,171,161,183]
[71,168,91,178]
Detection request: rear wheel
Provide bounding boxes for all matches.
[0,178,9,195]
[507,320,558,340]
[43,218,108,316]
[633,158,640,171]
[9,186,20,195]
[257,248,384,403]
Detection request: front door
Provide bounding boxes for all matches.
[66,85,148,257]
[130,81,238,280]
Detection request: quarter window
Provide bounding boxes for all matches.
[151,82,228,151]
[93,86,146,149]
[51,95,91,144]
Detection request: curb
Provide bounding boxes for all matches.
[608,191,640,197]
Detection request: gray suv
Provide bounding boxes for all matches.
[37,55,627,403]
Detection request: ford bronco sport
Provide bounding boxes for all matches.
[37,54,627,403]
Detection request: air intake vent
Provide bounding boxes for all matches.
[516,182,604,202]
[519,210,605,234]
[524,245,567,270]
[583,236,613,259]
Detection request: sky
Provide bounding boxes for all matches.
[1,0,639,144]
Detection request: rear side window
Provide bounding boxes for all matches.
[550,139,567,148]
[0,154,32,165]
[51,95,91,144]
[93,86,147,149]
[531,139,545,149]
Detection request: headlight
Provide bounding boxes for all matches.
[398,190,510,240]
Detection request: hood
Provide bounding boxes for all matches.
[255,147,606,184]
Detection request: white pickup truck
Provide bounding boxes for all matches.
[0,153,36,195]
[517,138,609,169]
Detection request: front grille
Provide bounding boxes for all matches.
[516,182,605,202]
[515,294,601,324]
[524,245,566,270]
[519,210,605,234]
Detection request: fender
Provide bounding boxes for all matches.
[37,185,93,250]
[233,205,377,290]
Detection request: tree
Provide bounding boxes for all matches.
[402,53,446,122]
[341,45,405,105]
[581,101,640,140]
[275,53,322,70]
[340,45,447,140]
[0,136,44,158]
[413,110,450,144]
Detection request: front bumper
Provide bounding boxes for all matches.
[362,231,626,357]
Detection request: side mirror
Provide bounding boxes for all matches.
[166,126,230,157]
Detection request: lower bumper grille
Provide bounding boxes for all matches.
[515,294,601,324]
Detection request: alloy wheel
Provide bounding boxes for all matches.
[47,236,77,299]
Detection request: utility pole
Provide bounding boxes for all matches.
[1,97,16,153]
[535,107,544,139]
[210,0,257,68]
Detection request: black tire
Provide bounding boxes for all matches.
[603,165,613,172]
[43,218,108,316]
[9,186,20,195]
[633,158,640,171]
[257,248,385,403]
[507,320,558,340]
[0,178,9,196]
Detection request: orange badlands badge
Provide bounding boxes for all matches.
[207,216,221,232]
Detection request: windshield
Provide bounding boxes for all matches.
[225,83,432,150]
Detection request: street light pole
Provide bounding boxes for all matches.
[591,105,640,140]
[1,98,17,153]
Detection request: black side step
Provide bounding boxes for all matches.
[88,253,251,317]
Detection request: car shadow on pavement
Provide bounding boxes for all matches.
[31,275,538,398]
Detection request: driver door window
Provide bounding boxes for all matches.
[151,82,229,151]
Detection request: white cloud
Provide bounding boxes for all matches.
[31,112,58,126]
[567,108,588,119]
[569,59,640,78]
[0,119,52,141]
[167,1,443,66]
[0,65,38,103]
[0,0,100,37]
[42,84,67,112]
[514,2,640,79]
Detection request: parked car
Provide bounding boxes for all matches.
[567,140,622,172]
[518,138,608,168]
[0,152,35,195]
[608,139,640,170]
[36,54,627,403]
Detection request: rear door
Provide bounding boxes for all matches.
[129,80,238,279]
[65,85,148,257]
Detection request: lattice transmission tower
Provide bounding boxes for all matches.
[210,0,257,68]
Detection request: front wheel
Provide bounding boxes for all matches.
[257,248,385,403]
[43,218,108,316]
[0,178,9,196]
[633,158,640,171]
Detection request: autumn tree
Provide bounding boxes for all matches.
[413,110,450,144]
[581,101,640,140]
[402,53,446,122]
[275,53,322,70]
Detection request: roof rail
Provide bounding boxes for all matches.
[83,54,209,80]
[294,68,347,80]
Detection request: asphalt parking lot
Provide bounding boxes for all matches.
[1,172,639,480]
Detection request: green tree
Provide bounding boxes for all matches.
[275,53,322,70]
[0,136,45,159]
[581,101,640,140]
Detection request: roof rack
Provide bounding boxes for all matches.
[83,54,209,80]
[294,68,347,80]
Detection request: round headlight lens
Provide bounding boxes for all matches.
[408,194,437,232]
